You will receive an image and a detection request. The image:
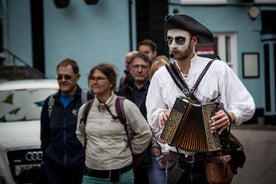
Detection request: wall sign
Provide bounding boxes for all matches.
[242,52,259,78]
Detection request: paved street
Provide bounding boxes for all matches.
[231,125,276,184]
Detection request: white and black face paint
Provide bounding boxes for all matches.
[167,29,191,52]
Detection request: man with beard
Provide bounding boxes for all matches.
[146,14,255,184]
[40,58,94,184]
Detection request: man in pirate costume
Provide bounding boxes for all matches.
[146,14,255,184]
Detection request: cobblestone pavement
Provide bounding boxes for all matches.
[231,125,276,184]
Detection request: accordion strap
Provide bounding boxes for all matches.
[193,60,215,93]
[166,62,192,99]
[166,59,215,102]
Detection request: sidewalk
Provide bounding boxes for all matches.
[232,124,276,131]
[231,125,276,184]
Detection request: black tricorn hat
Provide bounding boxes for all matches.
[165,14,214,44]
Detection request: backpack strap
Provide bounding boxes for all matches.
[48,93,57,118]
[81,89,88,104]
[81,99,94,126]
[115,96,126,124]
[115,96,133,153]
[48,89,88,118]
[80,99,94,149]
[81,96,132,153]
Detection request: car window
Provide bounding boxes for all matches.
[0,88,57,122]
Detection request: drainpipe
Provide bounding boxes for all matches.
[128,0,133,51]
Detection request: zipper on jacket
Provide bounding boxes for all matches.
[63,110,67,168]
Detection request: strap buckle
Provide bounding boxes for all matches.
[185,154,195,163]
[183,89,191,98]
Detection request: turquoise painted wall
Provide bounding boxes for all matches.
[43,0,132,89]
[1,0,134,89]
[43,0,133,89]
[2,0,32,67]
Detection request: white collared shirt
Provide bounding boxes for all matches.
[146,55,255,154]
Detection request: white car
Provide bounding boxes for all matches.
[0,79,58,184]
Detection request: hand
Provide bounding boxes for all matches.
[210,110,235,134]
[159,111,170,128]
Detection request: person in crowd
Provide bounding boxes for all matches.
[119,51,138,89]
[76,63,152,184]
[138,39,158,62]
[117,52,152,184]
[146,14,255,184]
[40,58,94,184]
[149,55,170,80]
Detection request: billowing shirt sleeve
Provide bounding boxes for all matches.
[146,66,183,129]
[195,60,255,125]
[146,69,168,129]
[216,62,255,125]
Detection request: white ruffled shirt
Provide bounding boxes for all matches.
[146,55,255,154]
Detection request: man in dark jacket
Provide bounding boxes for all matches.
[40,58,94,184]
[117,52,152,184]
[119,51,138,89]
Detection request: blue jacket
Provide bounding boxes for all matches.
[40,85,94,168]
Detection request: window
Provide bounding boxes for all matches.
[261,11,276,34]
[213,33,237,74]
[0,88,57,122]
[180,0,227,5]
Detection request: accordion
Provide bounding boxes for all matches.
[160,97,221,152]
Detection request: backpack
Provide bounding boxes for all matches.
[80,96,141,168]
[80,96,126,126]
[80,96,127,149]
[48,89,88,118]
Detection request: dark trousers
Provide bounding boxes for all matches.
[167,160,208,184]
[134,167,149,184]
[44,162,85,184]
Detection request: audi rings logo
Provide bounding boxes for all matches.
[25,151,43,161]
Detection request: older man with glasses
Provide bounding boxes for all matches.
[40,58,94,184]
[117,52,153,184]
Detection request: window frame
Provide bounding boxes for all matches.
[213,32,238,74]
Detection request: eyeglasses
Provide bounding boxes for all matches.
[131,64,149,70]
[57,74,72,80]
[167,36,186,46]
[90,77,108,82]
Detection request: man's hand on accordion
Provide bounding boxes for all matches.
[210,110,236,134]
[159,111,171,128]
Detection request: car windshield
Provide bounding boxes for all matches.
[0,88,57,122]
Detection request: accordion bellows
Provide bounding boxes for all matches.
[160,97,221,152]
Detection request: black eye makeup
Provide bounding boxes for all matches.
[167,36,186,46]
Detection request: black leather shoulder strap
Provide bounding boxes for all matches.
[165,63,186,94]
[166,59,215,102]
[191,59,215,94]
